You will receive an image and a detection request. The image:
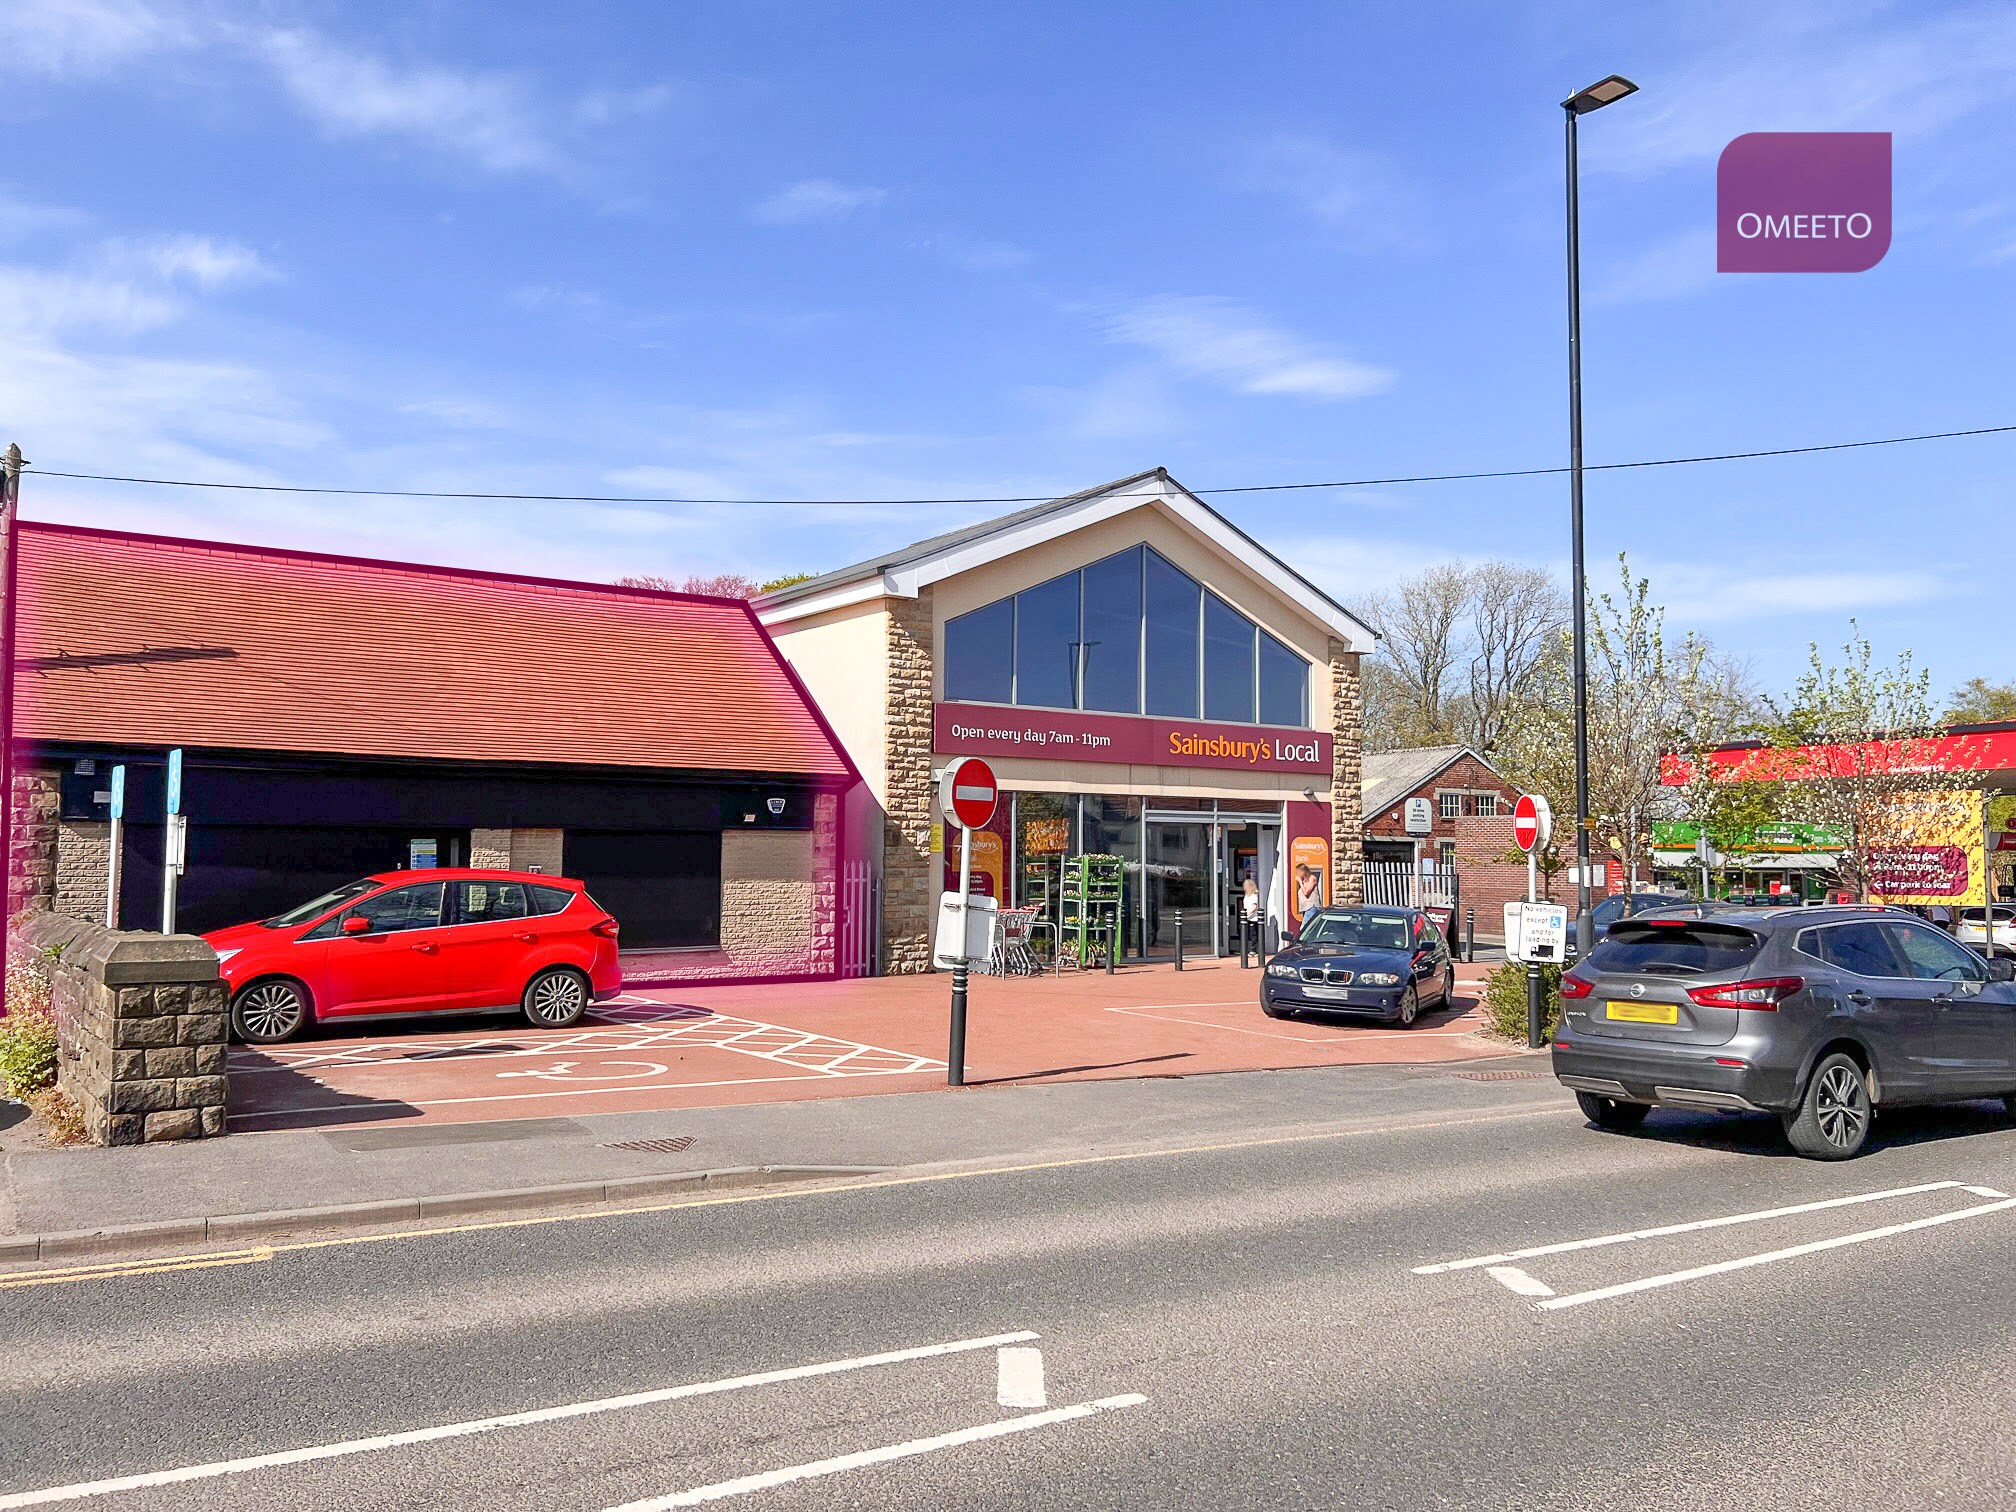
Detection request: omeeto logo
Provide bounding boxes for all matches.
[1717,132,1891,273]
[1168,730,1322,766]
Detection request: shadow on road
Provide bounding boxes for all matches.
[1586,1099,2016,1160]
[974,1052,1193,1087]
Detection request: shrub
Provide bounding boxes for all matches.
[1482,960,1561,1042]
[0,1006,58,1097]
[25,1086,86,1144]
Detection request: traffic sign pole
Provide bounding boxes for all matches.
[105,764,126,929]
[936,757,998,1088]
[161,748,184,935]
[949,820,973,1087]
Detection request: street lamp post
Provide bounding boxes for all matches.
[1561,73,1638,957]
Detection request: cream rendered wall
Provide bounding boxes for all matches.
[928,501,1341,723]
[767,602,892,807]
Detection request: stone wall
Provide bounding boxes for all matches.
[16,911,227,1146]
[1328,642,1366,907]
[9,766,59,918]
[56,817,111,922]
[720,828,815,973]
[881,589,936,973]
[470,828,565,875]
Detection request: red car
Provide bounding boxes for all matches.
[205,868,622,1044]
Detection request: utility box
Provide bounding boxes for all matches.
[934,894,999,969]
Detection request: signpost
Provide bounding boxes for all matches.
[104,764,126,928]
[936,757,997,1087]
[1512,793,1554,1048]
[161,748,186,935]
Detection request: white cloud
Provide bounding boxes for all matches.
[1102,296,1393,401]
[0,189,89,247]
[1287,534,1471,603]
[1229,134,1423,249]
[0,266,183,335]
[101,233,274,289]
[1650,563,1947,624]
[399,397,508,430]
[1591,227,1717,304]
[254,28,561,176]
[0,0,189,77]
[1019,366,1180,442]
[753,179,888,225]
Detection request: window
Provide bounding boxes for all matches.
[1012,570,1080,710]
[1437,840,1458,868]
[528,884,575,916]
[313,882,444,938]
[1257,632,1307,726]
[1587,924,1762,974]
[1474,793,1498,817]
[944,542,1312,725]
[1202,591,1256,721]
[263,879,377,929]
[944,598,1013,703]
[1438,792,1461,820]
[1079,547,1143,713]
[1886,922,1986,982]
[1143,550,1201,718]
[1806,922,1904,978]
[457,880,529,923]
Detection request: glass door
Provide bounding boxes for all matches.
[1142,820,1213,959]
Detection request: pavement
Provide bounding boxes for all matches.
[221,955,1509,1132]
[10,1070,2016,1509]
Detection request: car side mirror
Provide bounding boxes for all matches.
[1281,930,1297,946]
[1989,958,2015,983]
[341,915,372,936]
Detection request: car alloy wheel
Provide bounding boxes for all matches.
[524,968,588,1028]
[1442,967,1456,1005]
[1784,1052,1872,1160]
[1395,985,1418,1028]
[233,980,307,1044]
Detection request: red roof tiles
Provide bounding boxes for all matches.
[14,524,853,781]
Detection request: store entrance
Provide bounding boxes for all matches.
[1142,820,1213,959]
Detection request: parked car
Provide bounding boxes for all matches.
[205,868,623,1044]
[1573,891,1687,953]
[1955,907,2016,959]
[1261,905,1455,1027]
[1551,905,2016,1160]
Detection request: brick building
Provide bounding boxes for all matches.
[8,524,858,982]
[1361,745,1529,934]
[757,469,1376,971]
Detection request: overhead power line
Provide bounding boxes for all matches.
[19,421,2016,509]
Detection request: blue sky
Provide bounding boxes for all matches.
[3,0,2011,699]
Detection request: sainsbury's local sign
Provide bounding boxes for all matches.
[933,702,1331,775]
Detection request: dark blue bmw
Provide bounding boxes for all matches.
[1261,905,1456,1028]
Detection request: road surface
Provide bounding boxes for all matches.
[8,1073,2016,1509]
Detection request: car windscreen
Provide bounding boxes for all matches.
[262,879,379,928]
[1587,922,1763,977]
[1299,911,1412,951]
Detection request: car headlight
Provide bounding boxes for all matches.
[213,948,239,966]
[1358,972,1401,986]
[1266,963,1300,978]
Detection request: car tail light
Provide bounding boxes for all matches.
[1685,976,1804,1010]
[1559,974,1593,999]
[590,918,620,939]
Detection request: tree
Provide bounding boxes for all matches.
[616,572,762,598]
[1944,677,2016,726]
[1498,556,1752,891]
[1359,561,1567,754]
[760,571,817,594]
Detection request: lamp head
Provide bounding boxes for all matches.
[1563,75,1639,114]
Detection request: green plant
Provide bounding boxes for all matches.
[1482,959,1561,1041]
[0,1006,58,1097]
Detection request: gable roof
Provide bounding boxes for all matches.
[1360,745,1505,819]
[15,523,855,781]
[755,467,1378,651]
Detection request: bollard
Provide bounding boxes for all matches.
[949,960,969,1086]
[1105,919,1115,975]
[1239,918,1252,968]
[1464,907,1476,964]
[1525,961,1545,1050]
[1266,917,1279,955]
[1173,910,1185,971]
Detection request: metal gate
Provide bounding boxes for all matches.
[838,860,880,977]
[1363,859,1458,911]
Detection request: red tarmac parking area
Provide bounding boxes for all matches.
[227,958,1513,1131]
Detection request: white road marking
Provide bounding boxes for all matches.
[1964,1185,2009,1198]
[0,1332,1037,1509]
[996,1346,1047,1408]
[599,1394,1148,1510]
[1537,1193,2016,1311]
[1411,1179,1972,1274]
[1104,1004,1476,1046]
[1484,1265,1554,1298]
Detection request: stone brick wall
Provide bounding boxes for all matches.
[9,766,59,917]
[1328,642,1365,907]
[16,911,227,1146]
[882,588,936,973]
[720,829,815,973]
[56,818,111,922]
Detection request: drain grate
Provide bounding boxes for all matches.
[602,1135,696,1155]
[1449,1070,1548,1082]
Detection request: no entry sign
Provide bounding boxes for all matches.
[1513,793,1552,854]
[939,757,998,830]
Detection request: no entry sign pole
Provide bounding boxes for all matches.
[938,757,998,1087]
[1513,794,1554,1049]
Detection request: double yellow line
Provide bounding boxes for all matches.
[0,1105,1564,1291]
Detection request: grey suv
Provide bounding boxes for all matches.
[1551,905,2016,1160]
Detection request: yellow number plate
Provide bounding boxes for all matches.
[1606,1000,1678,1025]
